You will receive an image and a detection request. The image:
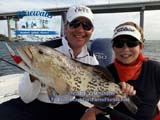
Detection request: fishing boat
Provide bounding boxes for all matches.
[0,73,23,103]
[0,1,160,120]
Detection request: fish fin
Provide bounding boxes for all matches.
[54,79,71,95]
[5,43,23,64]
[93,65,115,82]
[47,87,57,102]
[71,59,115,82]
[123,100,138,114]
[129,95,142,106]
[123,95,142,114]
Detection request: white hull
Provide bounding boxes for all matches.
[0,73,23,103]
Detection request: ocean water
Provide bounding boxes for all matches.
[0,40,160,76]
[143,40,160,61]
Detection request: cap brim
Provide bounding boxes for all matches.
[112,25,142,43]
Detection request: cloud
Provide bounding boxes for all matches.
[144,10,160,40]
[0,0,157,13]
[0,0,93,13]
[92,12,139,39]
[0,0,69,13]
[0,0,141,13]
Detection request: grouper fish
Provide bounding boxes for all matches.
[6,44,138,113]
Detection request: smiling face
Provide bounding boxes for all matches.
[113,36,144,65]
[64,17,94,50]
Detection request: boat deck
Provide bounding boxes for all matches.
[0,73,23,103]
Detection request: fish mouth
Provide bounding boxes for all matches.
[17,46,34,69]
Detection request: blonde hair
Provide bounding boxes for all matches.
[115,21,144,43]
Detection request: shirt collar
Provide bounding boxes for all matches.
[62,37,89,59]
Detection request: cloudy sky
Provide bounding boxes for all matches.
[0,0,156,13]
[0,0,160,40]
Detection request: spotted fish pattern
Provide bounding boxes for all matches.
[17,45,126,105]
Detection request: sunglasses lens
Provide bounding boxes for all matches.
[113,41,124,48]
[82,22,93,30]
[69,20,80,29]
[127,41,139,47]
[113,40,139,48]
[69,20,93,31]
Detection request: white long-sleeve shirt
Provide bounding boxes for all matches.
[19,37,99,104]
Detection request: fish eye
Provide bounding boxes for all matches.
[38,50,43,54]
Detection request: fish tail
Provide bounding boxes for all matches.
[124,95,142,114]
[47,87,56,102]
[123,100,138,114]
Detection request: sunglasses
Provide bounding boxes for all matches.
[113,39,140,48]
[68,20,93,31]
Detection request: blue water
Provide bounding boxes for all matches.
[0,40,160,76]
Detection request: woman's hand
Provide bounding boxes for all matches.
[29,74,38,82]
[80,107,103,120]
[119,82,136,96]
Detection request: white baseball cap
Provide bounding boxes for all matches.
[112,25,143,43]
[66,5,94,25]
